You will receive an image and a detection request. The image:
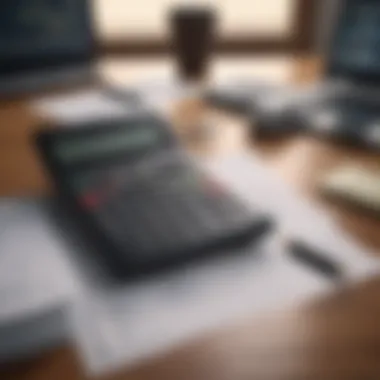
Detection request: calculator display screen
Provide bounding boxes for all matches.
[54,127,160,163]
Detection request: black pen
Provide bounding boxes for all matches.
[288,241,345,283]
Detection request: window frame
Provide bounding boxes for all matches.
[97,0,319,56]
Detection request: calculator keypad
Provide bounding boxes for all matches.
[71,152,261,264]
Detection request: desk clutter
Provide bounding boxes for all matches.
[203,0,380,149]
[32,80,380,152]
[205,79,380,220]
[3,0,380,376]
[9,75,378,375]
[1,147,380,375]
[71,152,380,375]
[12,0,380,361]
[205,80,380,149]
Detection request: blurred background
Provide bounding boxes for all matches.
[2,1,380,380]
[95,0,318,53]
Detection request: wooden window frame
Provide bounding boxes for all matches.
[99,0,319,56]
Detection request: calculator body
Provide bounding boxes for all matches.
[36,117,272,278]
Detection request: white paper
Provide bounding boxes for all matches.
[203,153,380,278]
[68,152,380,376]
[0,198,80,322]
[30,89,142,124]
[113,79,196,113]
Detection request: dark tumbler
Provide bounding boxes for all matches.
[170,7,216,81]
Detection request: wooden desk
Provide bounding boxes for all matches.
[1,56,380,380]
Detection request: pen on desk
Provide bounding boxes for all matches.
[287,241,345,283]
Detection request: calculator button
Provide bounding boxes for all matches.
[102,201,151,253]
[79,192,102,209]
[164,195,199,246]
[78,150,267,270]
[130,201,165,251]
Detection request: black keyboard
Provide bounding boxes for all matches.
[36,117,272,279]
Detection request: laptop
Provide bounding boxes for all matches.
[288,0,380,147]
[0,0,99,97]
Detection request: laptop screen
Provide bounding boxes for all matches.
[327,0,380,83]
[0,0,95,75]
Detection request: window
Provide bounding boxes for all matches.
[93,0,318,53]
[94,0,294,39]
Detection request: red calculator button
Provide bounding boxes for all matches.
[80,192,101,209]
[206,179,225,195]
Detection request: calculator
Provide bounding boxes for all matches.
[36,117,272,278]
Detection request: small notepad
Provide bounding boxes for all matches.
[321,164,380,213]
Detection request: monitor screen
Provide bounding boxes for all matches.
[328,0,380,82]
[0,0,95,75]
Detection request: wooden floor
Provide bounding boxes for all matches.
[1,56,380,380]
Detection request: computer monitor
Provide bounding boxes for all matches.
[326,0,380,85]
[0,0,96,94]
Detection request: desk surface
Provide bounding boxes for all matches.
[1,56,380,380]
